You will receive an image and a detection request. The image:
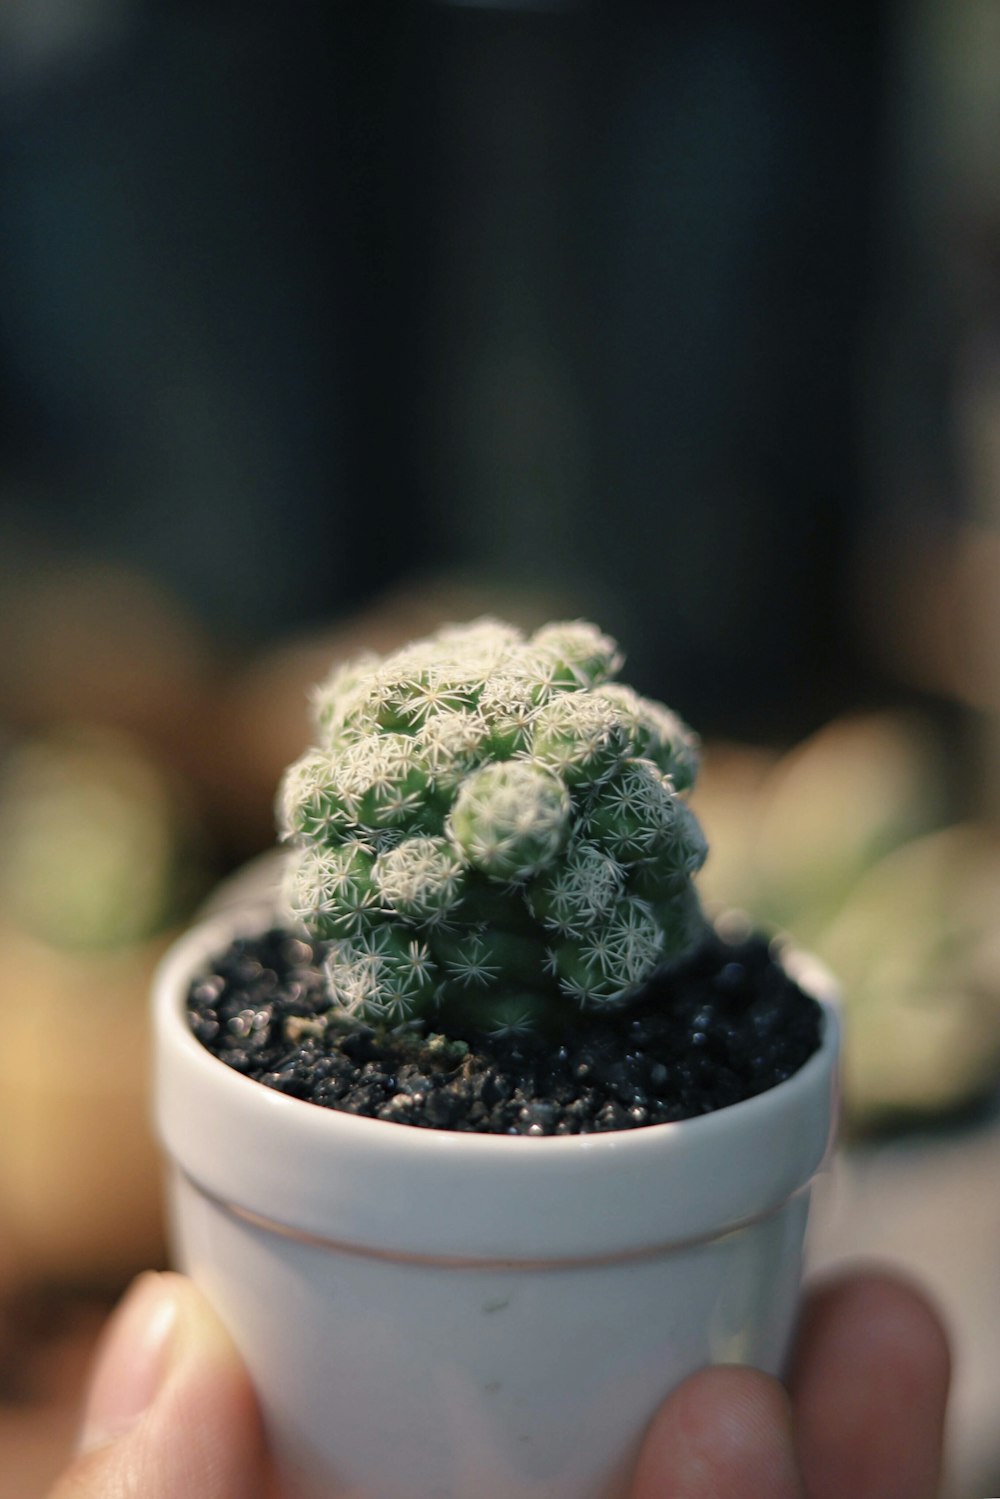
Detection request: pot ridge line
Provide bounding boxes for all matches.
[178,1162,818,1270]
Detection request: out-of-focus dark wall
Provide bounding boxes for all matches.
[1,0,893,734]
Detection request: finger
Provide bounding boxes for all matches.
[631,1364,807,1499]
[50,1271,276,1499]
[789,1268,951,1499]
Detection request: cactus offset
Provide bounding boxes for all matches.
[277,619,709,1037]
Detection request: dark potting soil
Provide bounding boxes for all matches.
[186,929,824,1135]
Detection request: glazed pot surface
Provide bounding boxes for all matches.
[154,904,839,1499]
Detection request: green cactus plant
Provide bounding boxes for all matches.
[277,618,709,1038]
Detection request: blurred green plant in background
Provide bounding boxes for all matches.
[0,726,205,951]
[694,714,1000,1131]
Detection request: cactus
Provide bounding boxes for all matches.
[277,618,709,1037]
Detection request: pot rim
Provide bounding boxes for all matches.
[153,901,839,1261]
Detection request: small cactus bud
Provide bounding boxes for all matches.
[418,709,492,800]
[548,895,664,1006]
[530,620,624,689]
[340,734,439,835]
[282,841,381,940]
[525,839,626,936]
[629,801,708,897]
[448,761,572,881]
[478,672,542,757]
[593,683,700,792]
[277,749,356,842]
[529,691,632,786]
[324,926,438,1024]
[372,835,466,926]
[375,667,481,733]
[579,758,679,863]
[433,616,525,671]
[310,654,381,745]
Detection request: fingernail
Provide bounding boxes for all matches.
[77,1272,179,1455]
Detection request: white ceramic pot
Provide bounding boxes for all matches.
[153,904,839,1499]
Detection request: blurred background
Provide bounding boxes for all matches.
[1,0,999,1493]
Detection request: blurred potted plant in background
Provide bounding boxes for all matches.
[0,559,220,1290]
[0,725,208,1286]
[695,712,1000,1128]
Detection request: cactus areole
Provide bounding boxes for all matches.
[275,619,708,1039]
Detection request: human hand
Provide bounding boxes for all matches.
[51,1272,277,1499]
[50,1267,949,1499]
[632,1269,951,1499]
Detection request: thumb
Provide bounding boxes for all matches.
[51,1271,274,1499]
[630,1365,807,1499]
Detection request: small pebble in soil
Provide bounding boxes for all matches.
[186,929,824,1135]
